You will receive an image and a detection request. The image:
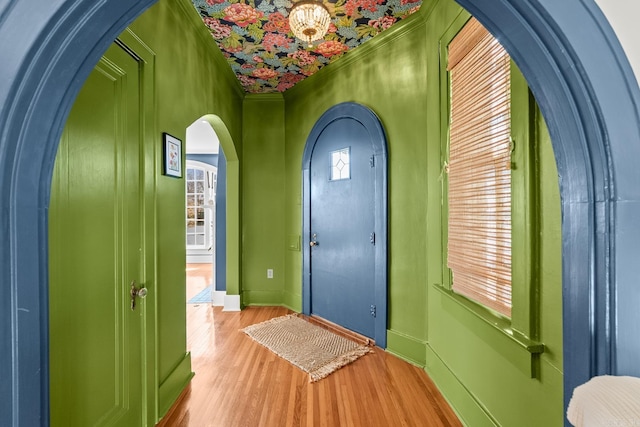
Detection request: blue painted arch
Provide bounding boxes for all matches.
[454,0,640,418]
[0,0,639,425]
[0,1,157,424]
[301,102,389,348]
[215,148,228,291]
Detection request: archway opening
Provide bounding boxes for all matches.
[455,1,640,414]
[1,0,639,424]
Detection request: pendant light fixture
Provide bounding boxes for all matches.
[288,0,331,48]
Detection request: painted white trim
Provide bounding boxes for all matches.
[186,255,213,264]
[223,294,241,311]
[211,290,225,307]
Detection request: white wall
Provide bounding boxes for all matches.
[596,0,640,86]
[186,119,220,154]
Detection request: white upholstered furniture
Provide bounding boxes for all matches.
[567,375,640,427]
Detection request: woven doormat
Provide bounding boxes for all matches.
[242,314,372,382]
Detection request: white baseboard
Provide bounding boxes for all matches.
[223,294,241,312]
[212,290,225,307]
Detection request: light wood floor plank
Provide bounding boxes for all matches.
[158,265,461,426]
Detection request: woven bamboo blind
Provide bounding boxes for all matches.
[447,18,512,317]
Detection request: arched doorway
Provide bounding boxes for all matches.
[183,117,238,309]
[455,1,640,412]
[1,0,639,424]
[185,120,221,266]
[302,102,388,348]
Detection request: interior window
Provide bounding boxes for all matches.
[446,18,513,317]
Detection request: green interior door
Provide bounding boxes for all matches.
[49,42,144,426]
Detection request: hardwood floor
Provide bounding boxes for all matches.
[159,264,461,426]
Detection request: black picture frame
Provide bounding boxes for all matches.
[163,132,182,178]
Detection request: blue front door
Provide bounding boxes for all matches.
[309,117,376,339]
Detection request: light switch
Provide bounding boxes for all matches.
[287,235,300,251]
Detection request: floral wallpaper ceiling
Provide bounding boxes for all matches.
[191,0,422,93]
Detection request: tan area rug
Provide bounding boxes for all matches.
[242,314,372,382]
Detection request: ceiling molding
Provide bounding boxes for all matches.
[243,92,285,102]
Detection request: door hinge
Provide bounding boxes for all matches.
[370,304,376,317]
[370,232,375,245]
[369,155,375,168]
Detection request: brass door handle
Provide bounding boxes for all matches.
[309,233,318,247]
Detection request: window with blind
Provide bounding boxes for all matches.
[446,18,513,317]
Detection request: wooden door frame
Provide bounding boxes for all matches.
[301,102,389,348]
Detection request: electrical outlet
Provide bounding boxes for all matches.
[267,269,273,279]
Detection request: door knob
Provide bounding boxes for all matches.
[309,233,318,247]
[130,280,148,311]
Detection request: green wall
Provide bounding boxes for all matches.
[242,94,287,305]
[283,5,433,348]
[128,0,244,420]
[278,0,564,425]
[54,0,564,423]
[281,9,432,341]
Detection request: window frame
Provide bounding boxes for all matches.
[329,146,351,181]
[185,163,216,251]
[439,13,540,345]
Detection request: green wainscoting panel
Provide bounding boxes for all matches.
[430,286,542,378]
[426,288,563,426]
[425,345,498,427]
[386,330,427,367]
[158,353,195,420]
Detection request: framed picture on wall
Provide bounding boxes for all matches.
[163,132,182,178]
